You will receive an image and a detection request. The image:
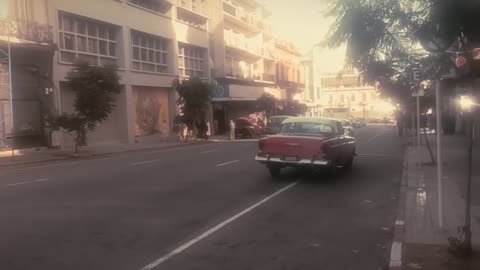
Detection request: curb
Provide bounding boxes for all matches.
[389,148,409,270]
[0,141,214,167]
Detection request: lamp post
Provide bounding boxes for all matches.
[449,95,477,255]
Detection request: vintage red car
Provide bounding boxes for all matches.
[255,117,356,177]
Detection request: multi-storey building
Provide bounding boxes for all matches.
[1,0,305,146]
[302,44,379,119]
[209,0,284,133]
[274,39,304,101]
[1,0,212,148]
[0,0,55,148]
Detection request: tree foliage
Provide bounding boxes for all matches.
[280,100,308,116]
[48,62,121,152]
[256,93,277,118]
[173,77,211,124]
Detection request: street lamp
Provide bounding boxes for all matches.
[459,95,476,111]
[448,95,477,256]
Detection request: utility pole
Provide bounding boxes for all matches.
[436,79,444,229]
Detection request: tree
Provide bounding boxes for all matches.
[256,93,278,118]
[48,62,121,153]
[323,0,480,257]
[173,77,211,129]
[323,0,480,105]
[280,100,308,116]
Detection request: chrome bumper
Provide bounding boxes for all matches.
[254,156,329,166]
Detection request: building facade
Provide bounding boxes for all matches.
[0,0,55,148]
[209,0,285,133]
[1,0,305,147]
[274,39,304,101]
[1,0,212,147]
[302,44,379,119]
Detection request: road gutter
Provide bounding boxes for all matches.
[389,148,408,270]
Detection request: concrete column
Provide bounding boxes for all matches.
[122,84,135,144]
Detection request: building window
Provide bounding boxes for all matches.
[178,43,206,78]
[128,0,169,14]
[340,94,345,103]
[58,12,118,65]
[351,93,355,102]
[131,30,169,73]
[362,93,367,102]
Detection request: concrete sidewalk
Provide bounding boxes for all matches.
[399,134,480,269]
[0,134,230,167]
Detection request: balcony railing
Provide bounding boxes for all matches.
[0,18,53,44]
[262,73,275,82]
[224,31,261,56]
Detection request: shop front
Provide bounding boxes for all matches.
[211,82,286,134]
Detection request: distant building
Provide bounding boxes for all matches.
[302,44,380,119]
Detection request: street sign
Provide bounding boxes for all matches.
[413,69,421,82]
[412,88,425,97]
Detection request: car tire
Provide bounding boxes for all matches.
[269,166,281,177]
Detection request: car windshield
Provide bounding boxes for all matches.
[280,122,336,135]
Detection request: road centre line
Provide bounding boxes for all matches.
[131,159,163,166]
[216,160,239,167]
[200,149,217,154]
[6,178,49,187]
[138,181,299,270]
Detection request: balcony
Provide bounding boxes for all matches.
[262,47,275,60]
[176,0,208,20]
[262,73,275,82]
[223,6,262,34]
[0,18,53,45]
[224,31,262,58]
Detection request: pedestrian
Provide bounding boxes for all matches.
[395,109,405,136]
[229,120,235,140]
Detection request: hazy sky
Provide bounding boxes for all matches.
[263,0,346,71]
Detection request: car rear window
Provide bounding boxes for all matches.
[281,122,337,135]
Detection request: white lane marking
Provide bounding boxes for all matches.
[395,220,405,226]
[200,149,217,154]
[367,130,386,142]
[139,181,299,270]
[6,178,49,187]
[389,241,402,267]
[216,160,239,167]
[132,159,163,166]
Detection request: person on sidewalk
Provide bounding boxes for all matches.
[395,109,406,136]
[229,120,235,140]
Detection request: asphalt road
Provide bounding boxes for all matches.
[0,125,404,270]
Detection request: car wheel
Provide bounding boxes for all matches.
[269,166,281,177]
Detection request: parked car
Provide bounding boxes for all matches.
[255,117,356,177]
[265,115,292,135]
[234,118,262,139]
